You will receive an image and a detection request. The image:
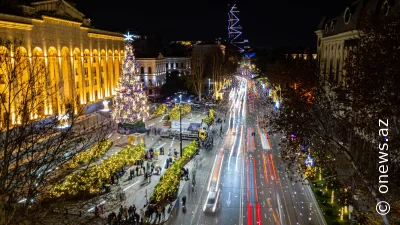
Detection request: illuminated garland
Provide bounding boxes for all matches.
[168,104,191,120]
[150,141,197,205]
[153,104,167,117]
[69,139,113,169]
[51,144,145,198]
[111,36,149,124]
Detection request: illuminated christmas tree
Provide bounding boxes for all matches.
[111,32,149,125]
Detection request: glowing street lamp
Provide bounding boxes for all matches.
[101,100,110,112]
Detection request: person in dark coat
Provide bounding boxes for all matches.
[136,166,139,176]
[130,169,134,180]
[128,206,133,218]
[111,175,115,185]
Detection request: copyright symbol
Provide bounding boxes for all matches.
[376,201,390,215]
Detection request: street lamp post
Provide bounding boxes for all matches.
[179,94,182,158]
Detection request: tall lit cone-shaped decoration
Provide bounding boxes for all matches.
[111,32,150,124]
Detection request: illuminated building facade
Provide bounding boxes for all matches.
[136,53,166,96]
[315,0,399,84]
[0,0,125,126]
[165,57,191,76]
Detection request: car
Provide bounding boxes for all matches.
[205,102,216,107]
[203,190,220,212]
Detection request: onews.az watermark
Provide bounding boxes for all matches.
[376,119,390,216]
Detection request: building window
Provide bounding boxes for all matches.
[166,63,168,68]
[95,90,98,100]
[93,57,96,63]
[181,62,184,68]
[86,92,90,102]
[101,66,104,73]
[148,67,152,74]
[84,68,88,77]
[175,63,178,68]
[0,74,5,84]
[93,68,96,76]
[141,79,145,83]
[344,7,351,24]
[149,79,153,86]
[75,68,79,76]
[382,0,390,16]
[76,82,79,89]
[94,79,97,85]
[76,95,80,104]
[85,80,89,87]
[84,58,88,63]
[141,67,145,74]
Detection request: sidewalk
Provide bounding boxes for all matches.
[99,137,193,224]
[44,109,207,224]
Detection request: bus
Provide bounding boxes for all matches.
[203,148,224,212]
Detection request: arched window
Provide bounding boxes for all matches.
[141,67,144,74]
[148,66,152,74]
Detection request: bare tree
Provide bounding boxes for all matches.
[270,11,400,225]
[0,37,112,225]
[190,52,207,102]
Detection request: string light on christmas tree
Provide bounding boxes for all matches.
[112,32,149,124]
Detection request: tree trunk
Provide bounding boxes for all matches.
[0,193,4,225]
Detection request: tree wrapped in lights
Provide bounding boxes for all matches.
[168,104,191,120]
[112,32,149,124]
[151,141,197,205]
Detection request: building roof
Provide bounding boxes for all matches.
[317,0,400,38]
[1,0,88,23]
[135,52,163,59]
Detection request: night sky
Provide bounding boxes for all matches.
[76,0,350,48]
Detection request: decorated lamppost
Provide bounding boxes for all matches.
[179,94,182,158]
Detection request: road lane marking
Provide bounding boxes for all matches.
[253,157,259,203]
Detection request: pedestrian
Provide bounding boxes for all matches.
[157,207,162,221]
[132,204,136,213]
[123,205,128,221]
[130,169,134,180]
[162,205,166,220]
[136,166,139,176]
[119,205,123,214]
[107,212,113,225]
[186,168,189,180]
[94,205,99,217]
[140,207,145,224]
[128,206,133,218]
[111,175,115,185]
[117,211,122,224]
[135,213,140,225]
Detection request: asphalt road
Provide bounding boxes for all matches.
[166,77,326,225]
[244,95,327,225]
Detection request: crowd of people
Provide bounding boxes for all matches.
[104,203,167,225]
